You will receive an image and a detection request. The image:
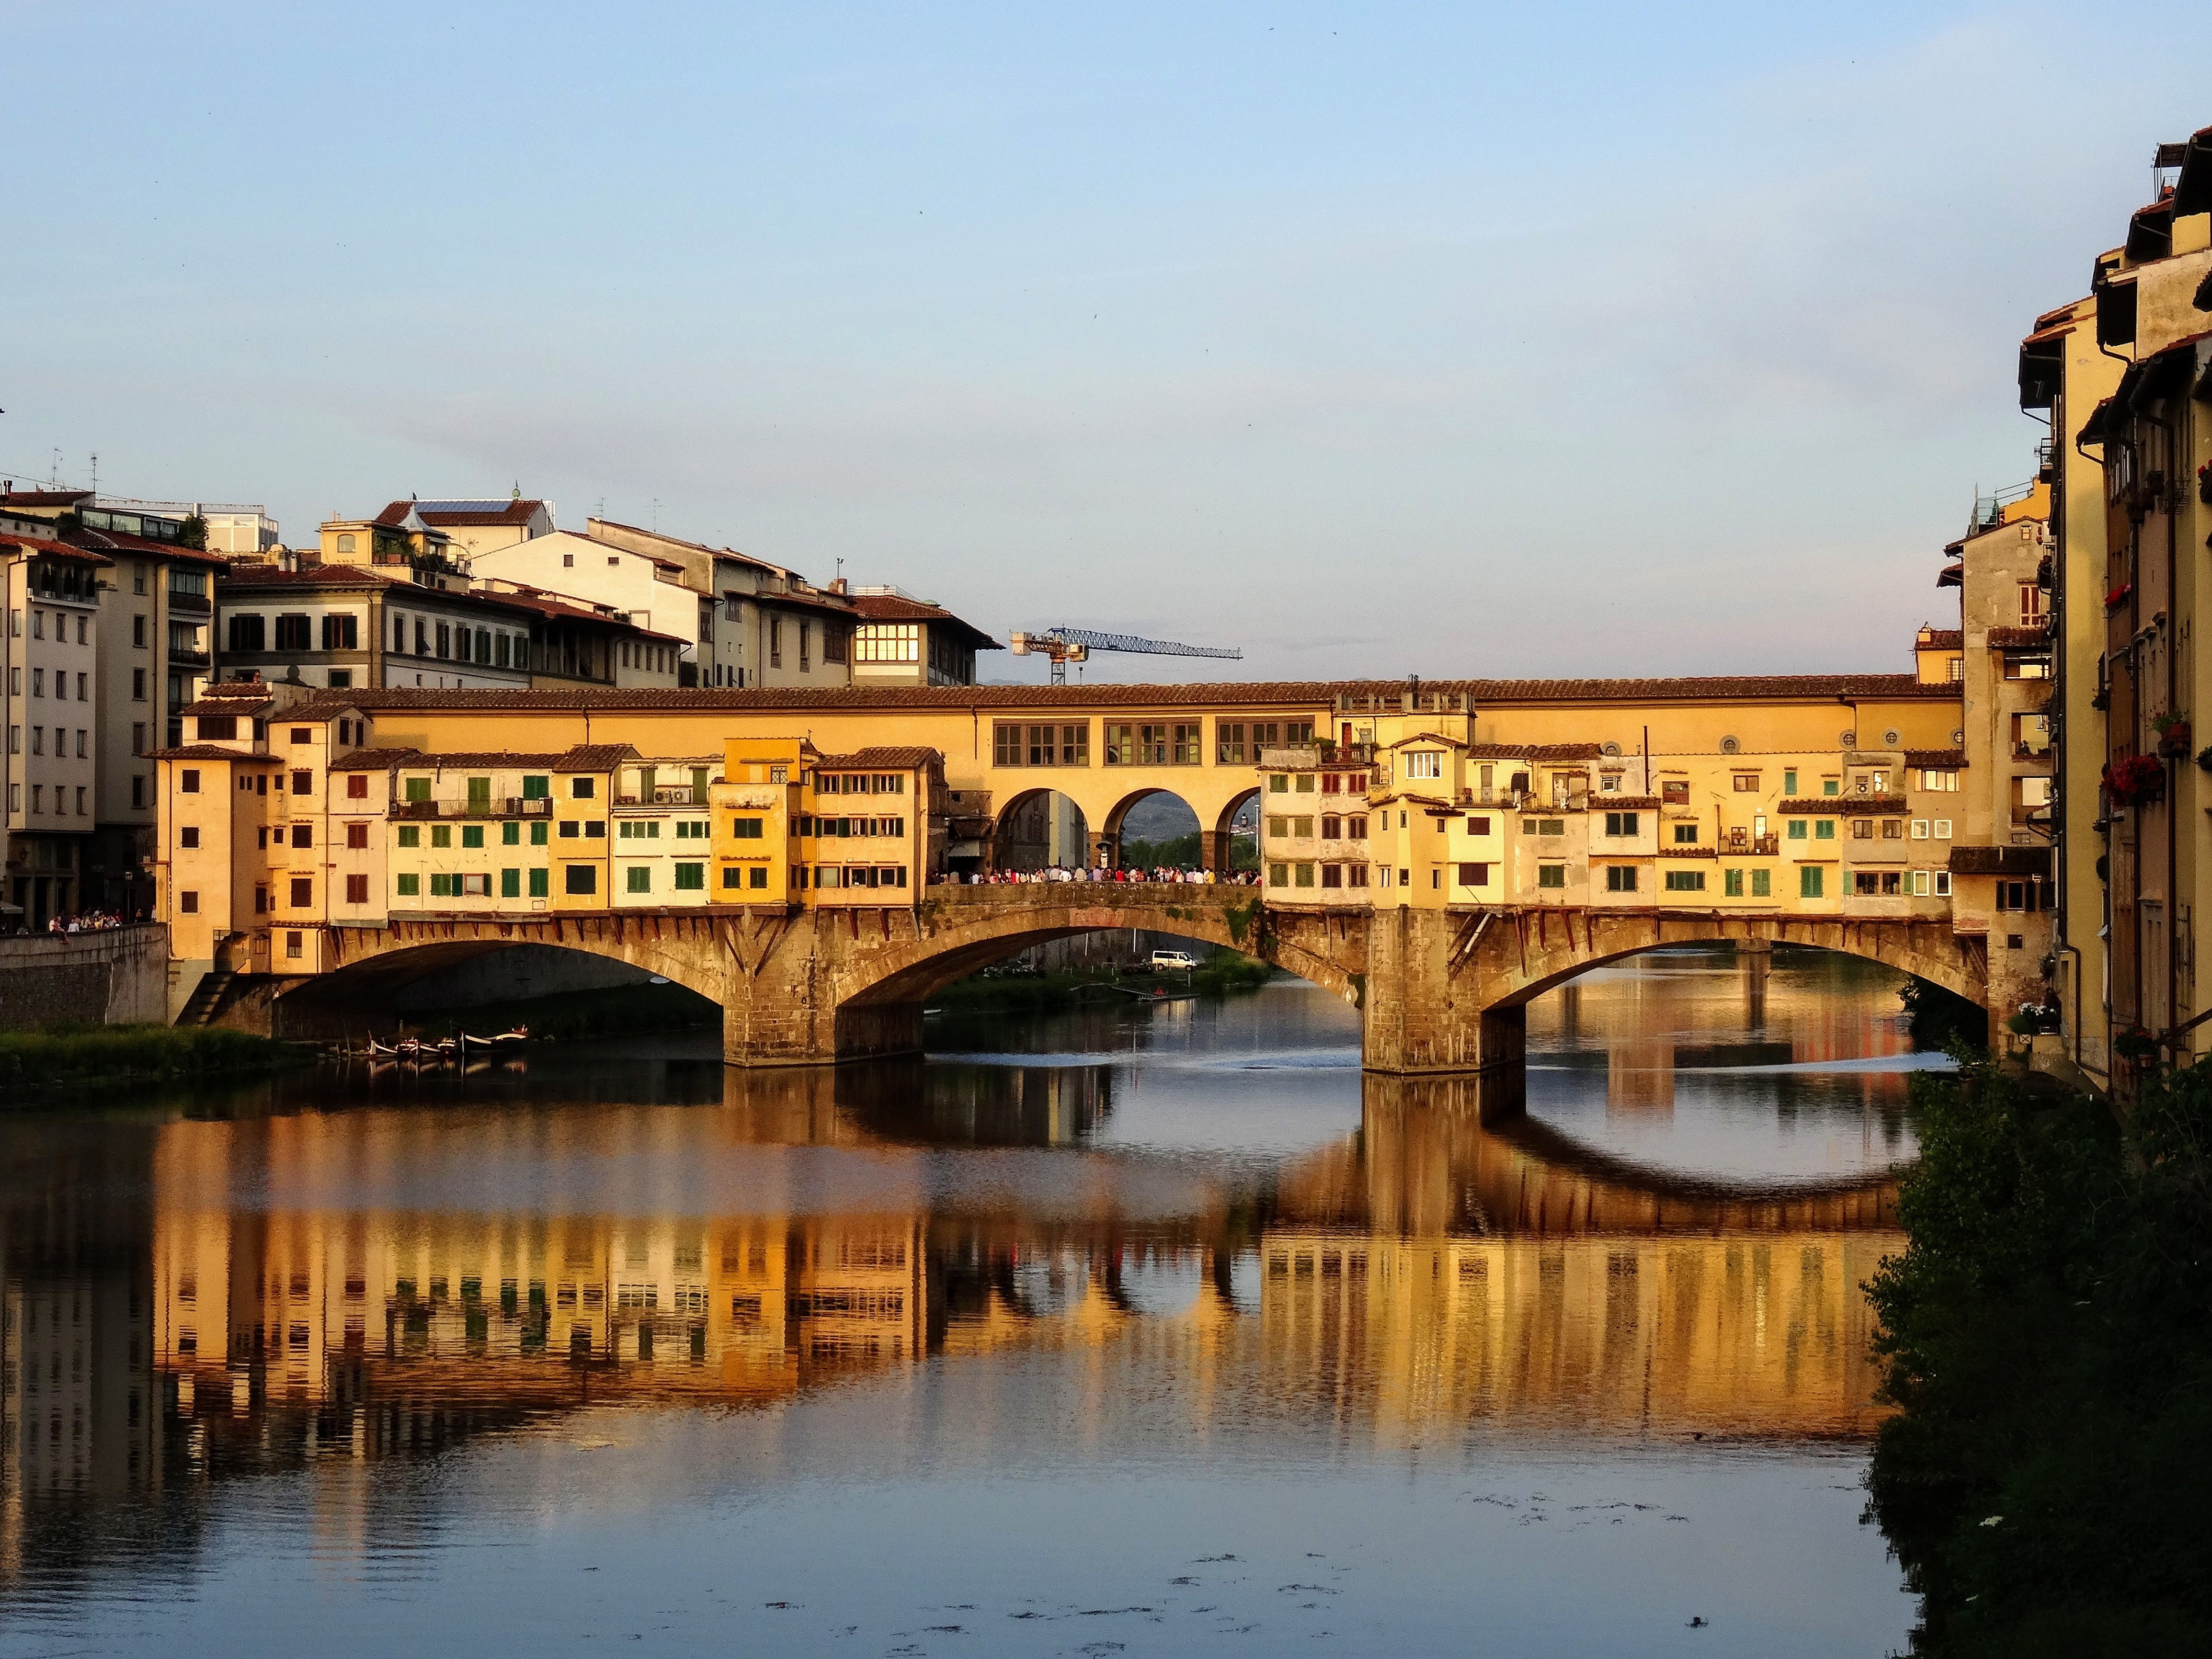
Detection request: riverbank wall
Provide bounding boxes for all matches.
[0,925,170,1030]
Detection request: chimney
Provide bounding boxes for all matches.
[829,577,848,595]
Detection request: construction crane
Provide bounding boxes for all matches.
[1008,627,1242,686]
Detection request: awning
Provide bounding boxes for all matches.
[1938,561,1963,589]
[2095,273,2138,350]
[2017,323,2067,411]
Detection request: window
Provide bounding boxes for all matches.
[228,614,266,652]
[285,931,305,960]
[180,769,200,794]
[462,825,485,849]
[1935,871,1952,897]
[179,826,201,849]
[1814,820,1836,840]
[1661,781,1690,806]
[523,775,550,799]
[404,777,431,802]
[396,873,420,897]
[1102,724,1138,766]
[291,770,312,795]
[1732,773,1758,792]
[398,826,420,848]
[1996,880,2044,913]
[321,614,358,650]
[346,823,369,849]
[346,774,369,799]
[430,825,452,849]
[1320,814,1342,839]
[1664,869,1706,892]
[344,874,369,904]
[1605,865,1637,892]
[1459,862,1491,886]
[1403,750,1443,780]
[1672,823,1698,844]
[1723,868,1743,896]
[1782,769,1798,795]
[2005,652,2052,681]
[1800,866,1824,899]
[1933,819,1952,839]
[529,868,550,898]
[572,777,595,798]
[1822,778,1840,796]
[626,866,651,893]
[1268,863,1289,887]
[1346,814,1368,839]
[290,878,313,908]
[1787,819,1807,841]
[1853,872,1881,896]
[1534,819,1564,837]
[1537,865,1565,888]
[502,822,520,845]
[732,817,764,839]
[1918,768,1960,792]
[1852,818,1873,841]
[500,868,521,898]
[1293,816,1313,838]
[179,891,198,914]
[133,667,146,701]
[674,863,706,890]
[273,614,311,651]
[749,866,768,890]
[1603,812,1640,837]
[566,865,597,895]
[1751,869,1770,898]
[1216,723,1246,765]
[1882,819,1903,840]
[1268,773,1288,794]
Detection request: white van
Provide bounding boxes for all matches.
[1150,949,1199,971]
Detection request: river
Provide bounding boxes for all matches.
[0,944,1929,1656]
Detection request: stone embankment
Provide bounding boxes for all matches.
[0,924,171,1030]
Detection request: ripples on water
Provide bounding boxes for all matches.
[0,944,1921,1656]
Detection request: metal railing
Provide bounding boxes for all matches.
[391,796,554,820]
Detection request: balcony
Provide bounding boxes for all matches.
[392,797,554,820]
[166,647,211,669]
[166,589,211,615]
[1721,831,1781,856]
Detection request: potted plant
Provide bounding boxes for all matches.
[2155,711,2192,758]
[2105,753,2166,807]
[2106,581,2133,611]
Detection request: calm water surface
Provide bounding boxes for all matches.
[0,945,1927,1656]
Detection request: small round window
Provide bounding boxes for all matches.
[1719,736,1740,754]
[1882,728,1901,747]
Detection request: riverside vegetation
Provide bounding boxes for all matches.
[932,949,1275,1011]
[0,1023,308,1095]
[1866,1055,2212,1654]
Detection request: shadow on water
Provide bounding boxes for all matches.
[0,944,1924,1655]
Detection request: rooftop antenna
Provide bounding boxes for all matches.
[512,480,521,500]
[89,453,97,494]
[50,449,60,486]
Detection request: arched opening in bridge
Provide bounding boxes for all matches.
[993,788,1091,874]
[1214,788,1261,876]
[1103,788,1203,873]
[260,938,723,1042]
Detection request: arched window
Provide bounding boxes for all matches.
[336,533,355,554]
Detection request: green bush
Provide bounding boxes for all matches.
[0,1022,302,1095]
[1866,1059,2212,1654]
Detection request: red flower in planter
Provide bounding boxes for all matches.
[2106,582,2133,610]
[2105,753,2166,806]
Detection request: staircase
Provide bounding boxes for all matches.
[177,969,234,1027]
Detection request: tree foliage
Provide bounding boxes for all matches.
[1866,1059,2212,1654]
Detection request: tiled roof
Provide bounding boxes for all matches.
[412,500,545,527]
[1904,749,1967,769]
[327,748,429,772]
[144,744,272,761]
[1917,629,1963,649]
[0,489,92,507]
[181,696,273,716]
[284,672,1958,718]
[1938,562,1964,588]
[477,581,689,640]
[1987,626,2052,648]
[394,752,571,771]
[812,747,943,771]
[0,533,110,566]
[759,588,860,618]
[62,525,229,567]
[556,744,639,772]
[1594,795,1661,809]
[221,564,399,590]
[1460,741,1606,761]
[850,592,999,650]
[1950,845,2052,878]
[1775,795,1909,814]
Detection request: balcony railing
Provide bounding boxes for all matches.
[1722,832,1781,856]
[166,589,211,615]
[392,796,554,820]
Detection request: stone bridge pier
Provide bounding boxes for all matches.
[277,894,1987,1073]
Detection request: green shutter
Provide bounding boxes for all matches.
[467,777,491,812]
[462,825,484,849]
[522,775,549,799]
[502,821,520,845]
[530,821,548,846]
[395,873,419,897]
[1800,866,1823,899]
[528,868,548,898]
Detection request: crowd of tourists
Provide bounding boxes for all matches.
[938,865,1259,886]
[5,909,149,937]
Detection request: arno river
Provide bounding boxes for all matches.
[0,946,1930,1656]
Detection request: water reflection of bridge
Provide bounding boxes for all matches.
[0,1062,1903,1581]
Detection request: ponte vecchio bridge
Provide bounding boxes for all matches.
[196,669,2007,1070]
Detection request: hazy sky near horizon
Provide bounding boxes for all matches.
[5,2,2209,684]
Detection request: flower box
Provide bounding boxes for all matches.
[2105,753,2166,807]
[2106,582,2133,611]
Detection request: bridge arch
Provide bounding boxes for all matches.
[1465,908,1983,1013]
[992,786,1091,873]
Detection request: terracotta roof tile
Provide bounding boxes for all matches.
[555,744,640,772]
[144,744,274,762]
[1776,795,1908,814]
[181,696,273,716]
[1987,626,2052,648]
[1904,749,1967,769]
[295,672,1958,718]
[1917,629,1963,649]
[812,746,943,771]
[0,533,110,566]
[413,500,545,527]
[0,489,92,508]
[327,748,428,772]
[850,592,999,649]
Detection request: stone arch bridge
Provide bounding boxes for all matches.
[270,890,1987,1071]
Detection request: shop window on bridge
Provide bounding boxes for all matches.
[1996,879,2044,912]
[1724,868,1743,896]
[1102,724,1138,765]
[627,867,652,893]
[1605,865,1636,892]
[1917,768,1960,792]
[1752,869,1770,898]
[566,864,597,895]
[1664,870,1705,893]
[1217,722,1247,764]
[1800,866,1824,899]
[1673,823,1698,844]
[732,817,764,839]
[1268,863,1289,887]
[1934,871,1951,896]
[1537,864,1565,888]
[674,863,706,890]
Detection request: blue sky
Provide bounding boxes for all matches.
[5,1,2208,682]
